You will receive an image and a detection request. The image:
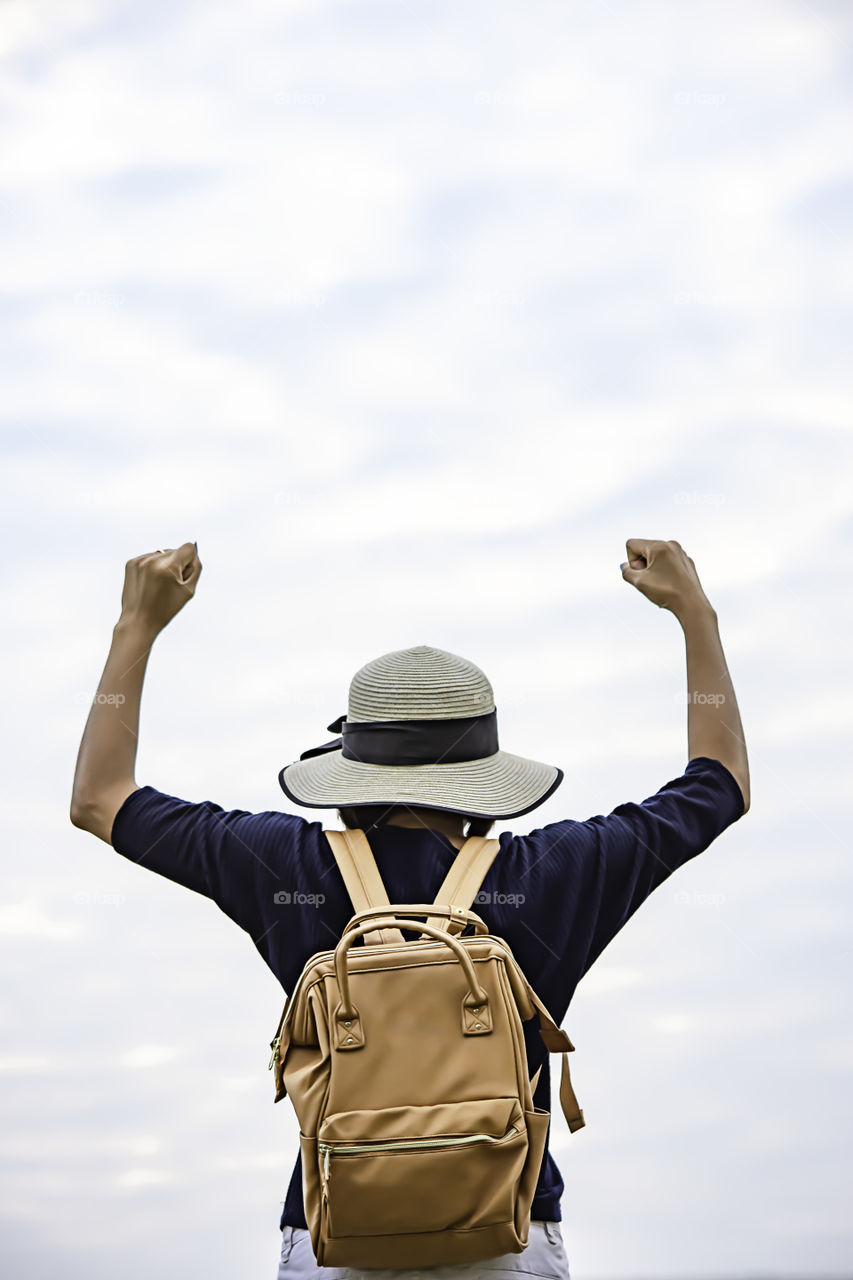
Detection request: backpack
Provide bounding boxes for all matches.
[268,826,585,1269]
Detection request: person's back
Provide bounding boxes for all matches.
[71,537,750,1278]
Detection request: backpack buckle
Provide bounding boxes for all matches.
[446,906,469,937]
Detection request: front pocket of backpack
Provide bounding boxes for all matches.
[317,1097,527,1237]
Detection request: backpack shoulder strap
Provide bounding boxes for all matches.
[324,829,406,947]
[428,833,586,1138]
[422,835,502,935]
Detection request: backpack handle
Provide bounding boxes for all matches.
[340,902,490,939]
[333,916,491,1028]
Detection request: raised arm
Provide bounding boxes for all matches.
[70,541,202,843]
[620,538,750,813]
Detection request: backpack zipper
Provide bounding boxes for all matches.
[319,1126,518,1183]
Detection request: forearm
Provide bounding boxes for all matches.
[676,601,750,810]
[71,616,159,806]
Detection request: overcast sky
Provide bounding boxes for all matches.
[2,1,852,1278]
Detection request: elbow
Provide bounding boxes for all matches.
[716,762,749,816]
[736,779,750,815]
[70,798,92,830]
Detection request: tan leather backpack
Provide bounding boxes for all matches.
[268,827,585,1269]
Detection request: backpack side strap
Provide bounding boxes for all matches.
[525,983,586,1134]
[557,1052,585,1133]
[324,829,406,946]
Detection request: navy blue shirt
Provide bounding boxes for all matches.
[110,756,745,1230]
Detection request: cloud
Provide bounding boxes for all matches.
[0,900,84,939]
[3,0,853,1276]
[115,1168,174,1188]
[119,1045,180,1068]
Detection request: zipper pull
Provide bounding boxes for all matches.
[268,1037,281,1071]
[322,1147,331,1184]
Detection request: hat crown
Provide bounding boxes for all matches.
[347,645,495,723]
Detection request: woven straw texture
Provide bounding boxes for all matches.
[279,646,563,820]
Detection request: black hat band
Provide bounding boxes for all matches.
[299,708,499,766]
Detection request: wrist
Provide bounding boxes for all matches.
[674,595,718,629]
[114,613,161,645]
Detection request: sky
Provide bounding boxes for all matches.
[1,0,852,1277]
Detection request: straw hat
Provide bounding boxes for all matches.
[278,645,563,820]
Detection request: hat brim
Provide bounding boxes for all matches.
[278,747,563,821]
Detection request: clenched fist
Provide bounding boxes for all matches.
[119,542,203,634]
[620,539,713,617]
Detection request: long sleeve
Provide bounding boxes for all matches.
[504,756,746,1020]
[110,785,324,989]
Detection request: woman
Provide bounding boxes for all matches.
[71,537,749,1279]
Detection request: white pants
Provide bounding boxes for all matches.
[276,1220,571,1279]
